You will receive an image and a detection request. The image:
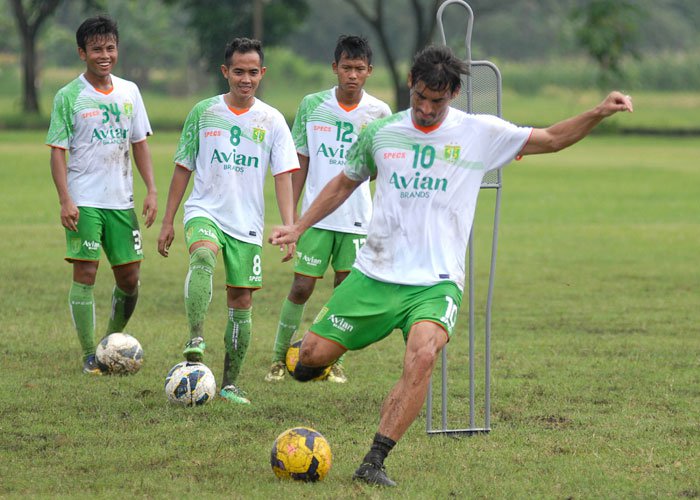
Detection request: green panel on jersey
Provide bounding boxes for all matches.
[46,79,85,145]
[346,112,405,178]
[291,90,332,149]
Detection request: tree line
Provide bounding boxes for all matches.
[5,0,700,114]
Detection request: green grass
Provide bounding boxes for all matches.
[0,132,698,497]
[1,58,699,133]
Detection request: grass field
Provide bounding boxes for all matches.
[0,131,698,498]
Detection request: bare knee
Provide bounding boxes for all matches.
[299,333,345,367]
[73,261,98,285]
[228,287,253,309]
[288,274,316,304]
[407,346,439,377]
[113,262,140,293]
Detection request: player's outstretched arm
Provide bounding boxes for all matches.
[132,139,158,227]
[521,91,633,156]
[50,147,79,232]
[269,172,362,247]
[157,165,192,257]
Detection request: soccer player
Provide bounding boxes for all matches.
[269,45,633,486]
[47,16,157,375]
[157,38,298,405]
[264,35,391,384]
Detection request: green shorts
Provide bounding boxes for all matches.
[293,227,367,278]
[65,207,143,267]
[185,217,262,288]
[310,269,463,350]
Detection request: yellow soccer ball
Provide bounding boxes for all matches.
[270,427,332,482]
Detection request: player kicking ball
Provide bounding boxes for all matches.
[269,45,633,486]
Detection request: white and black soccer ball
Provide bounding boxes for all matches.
[164,361,216,406]
[95,332,144,375]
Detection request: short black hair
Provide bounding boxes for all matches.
[76,16,119,51]
[334,35,372,65]
[225,37,264,66]
[409,45,468,93]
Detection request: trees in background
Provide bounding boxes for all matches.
[571,0,643,89]
[9,0,63,113]
[346,0,440,110]
[165,0,309,92]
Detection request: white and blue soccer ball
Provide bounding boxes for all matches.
[164,361,216,406]
[95,332,144,375]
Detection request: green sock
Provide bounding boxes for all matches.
[106,285,138,334]
[223,307,252,386]
[69,281,96,361]
[335,353,346,365]
[185,247,216,338]
[272,299,305,362]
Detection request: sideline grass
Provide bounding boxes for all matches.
[0,132,698,498]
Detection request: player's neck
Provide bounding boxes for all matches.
[335,87,363,109]
[83,72,113,92]
[224,93,255,111]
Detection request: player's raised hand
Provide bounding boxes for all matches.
[598,91,634,117]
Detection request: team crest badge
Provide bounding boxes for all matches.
[123,102,134,118]
[444,144,461,163]
[70,237,81,254]
[313,306,329,325]
[252,127,266,143]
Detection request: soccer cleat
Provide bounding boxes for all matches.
[327,362,348,383]
[183,336,206,362]
[352,462,397,487]
[82,354,104,375]
[219,384,251,404]
[264,360,286,382]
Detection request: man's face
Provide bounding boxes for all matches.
[221,51,266,107]
[333,54,372,94]
[409,80,456,128]
[79,35,118,81]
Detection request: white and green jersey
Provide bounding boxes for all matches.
[175,95,299,246]
[344,107,532,290]
[46,74,152,209]
[293,88,391,234]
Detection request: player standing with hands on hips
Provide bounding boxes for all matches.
[269,45,633,486]
[264,35,391,384]
[158,38,298,405]
[47,16,157,374]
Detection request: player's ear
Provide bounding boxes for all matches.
[332,61,338,74]
[220,64,229,79]
[407,74,413,89]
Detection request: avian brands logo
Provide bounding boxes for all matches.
[210,148,260,171]
[327,314,354,333]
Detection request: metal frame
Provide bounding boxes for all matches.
[426,0,503,436]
